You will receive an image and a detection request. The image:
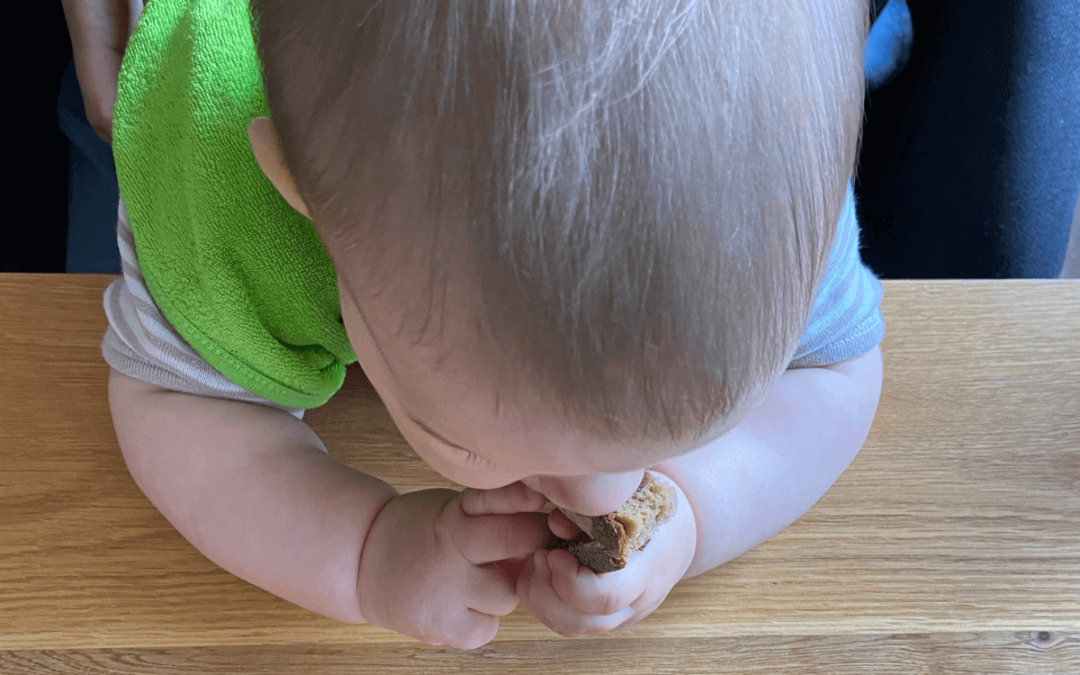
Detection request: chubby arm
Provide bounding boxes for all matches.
[109,367,549,646]
[515,347,883,637]
[655,345,883,578]
[108,367,398,623]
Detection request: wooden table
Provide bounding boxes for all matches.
[1,274,1078,674]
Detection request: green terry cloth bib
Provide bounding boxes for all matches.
[113,0,356,409]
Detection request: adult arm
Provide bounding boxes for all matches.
[60,0,144,144]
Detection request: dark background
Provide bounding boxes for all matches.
[856,0,1079,278]
[5,2,74,273]
[5,1,1078,277]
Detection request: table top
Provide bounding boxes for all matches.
[1,274,1078,674]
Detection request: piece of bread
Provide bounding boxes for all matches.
[554,470,676,573]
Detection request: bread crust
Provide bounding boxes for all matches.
[554,470,676,573]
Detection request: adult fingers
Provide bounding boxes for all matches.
[64,0,145,145]
[69,38,122,144]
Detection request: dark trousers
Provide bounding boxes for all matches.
[58,59,121,275]
[856,0,1080,278]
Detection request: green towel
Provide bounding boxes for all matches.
[113,0,357,409]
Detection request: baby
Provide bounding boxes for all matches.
[103,0,884,649]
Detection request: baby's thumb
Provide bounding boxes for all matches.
[461,481,548,516]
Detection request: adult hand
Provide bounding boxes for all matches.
[61,0,145,144]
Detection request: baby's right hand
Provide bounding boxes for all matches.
[356,482,552,649]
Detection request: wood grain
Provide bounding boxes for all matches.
[1,275,1078,672]
[2,633,1078,675]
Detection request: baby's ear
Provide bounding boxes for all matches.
[247,117,312,219]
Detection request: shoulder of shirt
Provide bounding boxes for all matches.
[100,198,307,420]
[788,184,886,368]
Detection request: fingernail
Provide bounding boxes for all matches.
[550,550,574,579]
[460,488,484,516]
[535,549,548,575]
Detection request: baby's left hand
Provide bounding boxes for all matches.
[516,473,697,637]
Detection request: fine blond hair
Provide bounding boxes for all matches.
[250,0,867,442]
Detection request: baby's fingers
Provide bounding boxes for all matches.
[546,548,642,616]
[547,509,581,540]
[451,511,556,564]
[467,564,520,618]
[519,550,635,637]
[437,611,500,651]
[461,482,548,515]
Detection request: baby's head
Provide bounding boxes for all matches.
[248,0,866,513]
